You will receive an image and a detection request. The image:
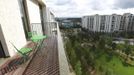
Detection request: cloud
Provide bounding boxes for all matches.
[90,0,103,10]
[45,0,134,17]
[114,0,134,9]
[54,0,71,5]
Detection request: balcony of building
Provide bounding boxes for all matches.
[0,22,70,75]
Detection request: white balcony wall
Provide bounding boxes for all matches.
[26,0,41,23]
[57,25,70,75]
[26,0,43,35]
[0,0,27,56]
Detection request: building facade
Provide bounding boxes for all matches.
[119,13,134,32]
[82,13,134,33]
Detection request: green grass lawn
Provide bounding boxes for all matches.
[95,53,134,75]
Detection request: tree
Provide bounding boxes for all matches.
[111,43,117,50]
[70,49,77,67]
[75,61,82,75]
[116,44,124,51]
[105,70,112,75]
[66,40,72,57]
[124,45,131,60]
[123,40,132,61]
[105,37,113,47]
[98,37,106,49]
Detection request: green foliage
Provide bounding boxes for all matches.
[75,61,82,75]
[105,36,112,45]
[111,43,117,50]
[98,37,106,49]
[63,29,134,75]
[116,44,125,51]
[70,49,77,67]
[105,69,112,75]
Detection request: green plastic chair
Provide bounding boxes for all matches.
[30,35,47,42]
[31,35,47,51]
[28,31,36,38]
[10,42,32,62]
[30,33,47,55]
[28,31,47,42]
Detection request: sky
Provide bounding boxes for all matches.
[45,0,134,17]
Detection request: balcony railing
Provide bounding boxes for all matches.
[31,22,58,36]
[30,22,70,75]
[44,22,70,75]
[44,22,58,37]
[31,23,43,35]
[57,23,70,75]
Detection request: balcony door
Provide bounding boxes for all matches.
[0,41,6,58]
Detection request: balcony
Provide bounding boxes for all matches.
[0,22,70,75]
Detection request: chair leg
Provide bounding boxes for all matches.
[22,55,29,63]
[37,40,44,56]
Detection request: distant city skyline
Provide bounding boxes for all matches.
[45,0,134,17]
[83,13,134,16]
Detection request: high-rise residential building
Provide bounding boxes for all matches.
[82,13,134,33]
[119,13,134,32]
[109,14,121,32]
[82,16,88,29]
[99,15,110,32]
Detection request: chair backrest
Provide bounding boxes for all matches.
[9,42,24,54]
[28,31,37,38]
[28,32,32,38]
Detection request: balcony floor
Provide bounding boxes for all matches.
[23,36,59,75]
[1,35,60,75]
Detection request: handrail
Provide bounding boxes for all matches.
[31,23,43,35]
[57,24,70,75]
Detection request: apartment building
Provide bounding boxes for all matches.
[119,13,134,32]
[82,16,88,29]
[99,15,111,32]
[82,13,134,33]
[0,0,54,57]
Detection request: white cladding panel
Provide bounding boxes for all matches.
[0,0,27,56]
